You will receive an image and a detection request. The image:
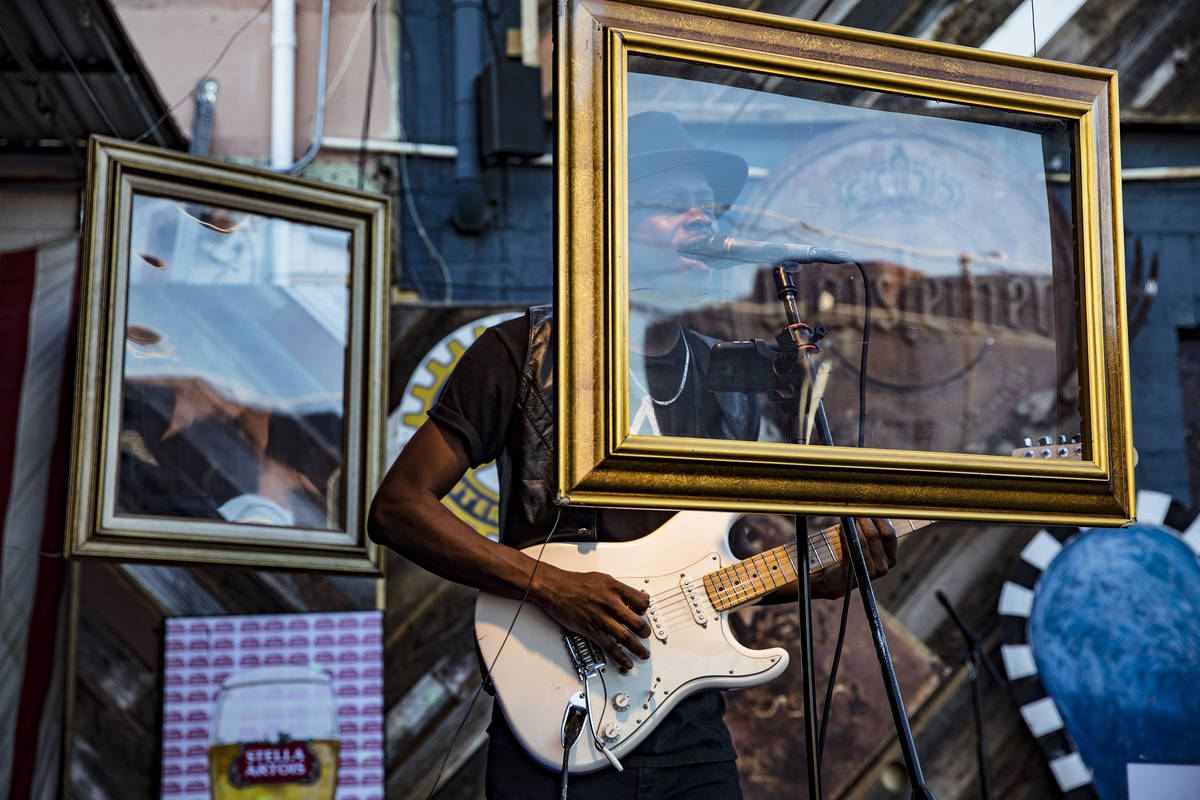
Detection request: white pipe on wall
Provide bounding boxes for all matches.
[271,0,297,168]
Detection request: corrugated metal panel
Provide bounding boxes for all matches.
[536,0,1200,121]
[0,0,184,171]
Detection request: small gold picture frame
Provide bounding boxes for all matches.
[67,137,389,573]
[556,0,1134,525]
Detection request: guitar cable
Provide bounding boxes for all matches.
[421,509,564,800]
[584,670,623,771]
[560,693,588,799]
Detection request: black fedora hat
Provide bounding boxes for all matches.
[627,111,748,214]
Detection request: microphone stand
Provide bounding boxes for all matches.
[936,590,1004,800]
[770,265,936,800]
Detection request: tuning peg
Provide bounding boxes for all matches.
[1038,436,1053,446]
[1023,437,1033,447]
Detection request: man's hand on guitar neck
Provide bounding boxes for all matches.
[808,517,898,599]
[531,565,652,671]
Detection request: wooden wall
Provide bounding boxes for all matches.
[66,303,1067,800]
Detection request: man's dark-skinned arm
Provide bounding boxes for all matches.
[367,419,652,670]
[808,517,898,599]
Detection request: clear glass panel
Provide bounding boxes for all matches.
[625,57,1081,459]
[209,666,339,797]
[117,194,350,529]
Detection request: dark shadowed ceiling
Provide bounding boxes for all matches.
[0,0,184,182]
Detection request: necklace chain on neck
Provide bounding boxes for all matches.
[630,334,691,406]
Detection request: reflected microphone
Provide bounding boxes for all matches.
[681,233,853,265]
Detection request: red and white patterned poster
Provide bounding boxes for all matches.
[160,610,384,800]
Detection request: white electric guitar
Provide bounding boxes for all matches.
[474,510,930,774]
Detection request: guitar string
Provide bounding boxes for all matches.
[642,521,924,612]
[641,527,842,605]
[641,522,930,637]
[422,508,564,800]
[639,521,928,630]
[644,545,821,613]
[642,540,836,611]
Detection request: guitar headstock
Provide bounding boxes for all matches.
[1011,434,1083,460]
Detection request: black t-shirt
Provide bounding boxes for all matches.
[431,314,754,544]
[428,313,737,768]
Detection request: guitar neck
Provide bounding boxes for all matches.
[702,518,929,612]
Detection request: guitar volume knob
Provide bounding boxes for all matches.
[601,722,621,742]
[612,693,631,712]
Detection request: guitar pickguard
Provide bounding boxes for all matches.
[474,512,790,774]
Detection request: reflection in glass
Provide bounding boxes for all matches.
[118,195,350,530]
[626,58,1081,459]
[209,666,339,799]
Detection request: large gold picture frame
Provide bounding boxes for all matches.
[67,137,389,573]
[556,0,1135,525]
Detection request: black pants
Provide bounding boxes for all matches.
[484,738,742,800]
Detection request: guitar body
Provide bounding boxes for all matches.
[474,510,790,774]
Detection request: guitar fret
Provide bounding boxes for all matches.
[742,556,771,597]
[765,547,796,589]
[704,571,731,611]
[775,547,798,584]
[756,553,781,591]
[716,566,743,606]
[819,526,836,565]
[730,562,755,602]
[720,567,742,605]
[701,518,931,612]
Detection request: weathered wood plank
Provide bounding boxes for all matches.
[386,646,481,764]
[185,563,292,615]
[79,563,163,670]
[70,674,157,800]
[118,563,226,617]
[387,693,492,800]
[430,742,487,800]
[383,561,478,703]
[75,606,156,722]
[848,642,1060,800]
[725,599,948,799]
[888,524,1031,641]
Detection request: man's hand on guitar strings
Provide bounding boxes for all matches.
[531,564,652,670]
[809,517,898,599]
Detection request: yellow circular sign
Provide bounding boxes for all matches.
[387,312,521,540]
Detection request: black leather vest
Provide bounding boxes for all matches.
[499,305,759,549]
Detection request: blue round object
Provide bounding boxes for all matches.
[1029,523,1200,800]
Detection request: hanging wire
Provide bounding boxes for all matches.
[326,0,380,99]
[395,1,455,300]
[29,2,119,135]
[357,0,379,189]
[133,0,273,144]
[420,509,563,800]
[1031,0,1039,55]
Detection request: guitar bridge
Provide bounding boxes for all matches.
[562,630,606,678]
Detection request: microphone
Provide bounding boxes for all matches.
[681,233,853,265]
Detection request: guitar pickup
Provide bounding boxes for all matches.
[646,604,668,643]
[680,575,710,627]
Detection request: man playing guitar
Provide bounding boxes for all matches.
[368,111,898,799]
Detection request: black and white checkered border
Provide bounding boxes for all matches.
[997,489,1200,799]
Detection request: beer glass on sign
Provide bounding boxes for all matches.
[208,666,339,799]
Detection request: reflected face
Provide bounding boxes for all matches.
[628,167,719,312]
